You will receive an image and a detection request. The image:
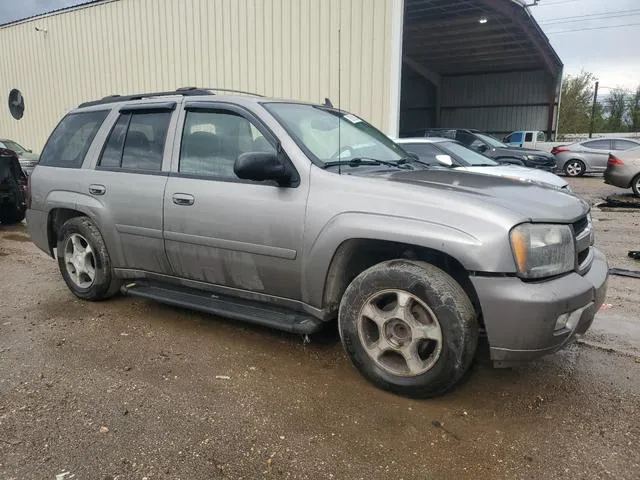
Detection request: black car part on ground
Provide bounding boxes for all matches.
[0,148,27,224]
[629,251,640,261]
[609,268,640,279]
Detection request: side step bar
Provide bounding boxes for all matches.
[121,280,324,335]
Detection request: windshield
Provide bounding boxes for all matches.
[1,140,27,154]
[475,133,507,148]
[264,103,407,165]
[440,141,499,166]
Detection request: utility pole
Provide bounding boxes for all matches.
[589,81,599,138]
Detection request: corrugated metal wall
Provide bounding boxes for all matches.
[0,0,394,151]
[439,70,555,135]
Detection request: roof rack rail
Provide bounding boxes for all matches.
[78,88,214,108]
[198,87,264,97]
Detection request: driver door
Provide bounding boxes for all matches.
[163,102,308,300]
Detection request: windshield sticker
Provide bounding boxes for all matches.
[343,114,362,124]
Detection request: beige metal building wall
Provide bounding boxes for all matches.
[0,0,400,151]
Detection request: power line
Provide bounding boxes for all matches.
[539,9,640,25]
[546,22,640,34]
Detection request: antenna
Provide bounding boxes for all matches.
[338,27,342,176]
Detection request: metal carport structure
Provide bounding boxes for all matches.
[398,0,563,139]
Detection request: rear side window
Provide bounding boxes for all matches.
[582,139,611,150]
[613,139,639,151]
[98,111,171,171]
[39,110,109,168]
[536,131,546,142]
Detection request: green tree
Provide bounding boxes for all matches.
[605,88,629,132]
[558,71,595,135]
[629,86,640,133]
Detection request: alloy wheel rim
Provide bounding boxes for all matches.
[566,161,583,176]
[357,289,443,377]
[63,233,97,288]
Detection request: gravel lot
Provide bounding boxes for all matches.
[1,176,639,480]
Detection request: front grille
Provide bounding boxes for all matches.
[572,215,592,273]
[572,216,589,237]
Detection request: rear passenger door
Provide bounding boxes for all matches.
[82,102,178,274]
[162,102,307,301]
[580,139,612,171]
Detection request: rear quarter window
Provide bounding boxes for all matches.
[39,110,109,168]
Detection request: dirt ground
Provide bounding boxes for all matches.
[1,177,639,480]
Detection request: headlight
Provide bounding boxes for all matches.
[510,223,575,279]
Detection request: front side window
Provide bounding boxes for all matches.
[264,103,406,166]
[525,132,533,142]
[98,111,171,171]
[40,110,109,168]
[179,110,275,179]
[475,133,507,148]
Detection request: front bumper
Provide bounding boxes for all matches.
[470,248,608,365]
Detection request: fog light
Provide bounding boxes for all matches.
[555,313,569,331]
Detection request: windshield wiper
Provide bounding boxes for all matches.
[322,157,412,169]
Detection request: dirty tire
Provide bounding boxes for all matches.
[632,173,640,197]
[57,216,120,301]
[563,159,585,177]
[338,260,478,398]
[0,203,25,224]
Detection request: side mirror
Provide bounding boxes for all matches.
[27,149,32,153]
[234,152,292,186]
[435,154,453,167]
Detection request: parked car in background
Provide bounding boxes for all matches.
[395,137,570,191]
[0,148,27,224]
[0,138,39,176]
[604,147,640,196]
[405,128,557,171]
[503,130,547,148]
[27,89,606,398]
[552,137,640,177]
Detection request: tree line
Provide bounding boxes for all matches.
[558,71,640,135]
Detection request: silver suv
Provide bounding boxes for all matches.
[27,88,608,397]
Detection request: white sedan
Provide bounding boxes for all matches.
[396,137,570,191]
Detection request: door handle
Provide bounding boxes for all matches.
[172,193,194,206]
[89,184,106,195]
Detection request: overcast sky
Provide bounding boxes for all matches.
[1,0,638,90]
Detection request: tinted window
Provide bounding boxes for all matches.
[401,143,443,165]
[613,139,639,151]
[39,111,108,167]
[99,114,129,168]
[582,139,611,150]
[98,112,171,171]
[179,110,275,179]
[455,131,476,146]
[525,132,533,142]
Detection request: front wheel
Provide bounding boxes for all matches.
[563,159,586,177]
[56,216,120,300]
[338,260,478,398]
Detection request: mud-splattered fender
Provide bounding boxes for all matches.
[301,212,513,308]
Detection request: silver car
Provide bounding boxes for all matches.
[26,89,607,398]
[553,137,640,177]
[604,147,640,196]
[0,138,39,176]
[396,137,570,191]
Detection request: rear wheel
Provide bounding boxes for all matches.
[632,174,640,197]
[564,159,585,177]
[0,203,25,224]
[338,259,478,398]
[56,216,120,300]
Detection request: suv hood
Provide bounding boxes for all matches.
[377,169,587,222]
[458,164,567,189]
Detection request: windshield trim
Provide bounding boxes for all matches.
[261,101,411,169]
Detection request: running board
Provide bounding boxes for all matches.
[121,280,324,335]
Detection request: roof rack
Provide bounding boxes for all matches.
[78,86,262,108]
